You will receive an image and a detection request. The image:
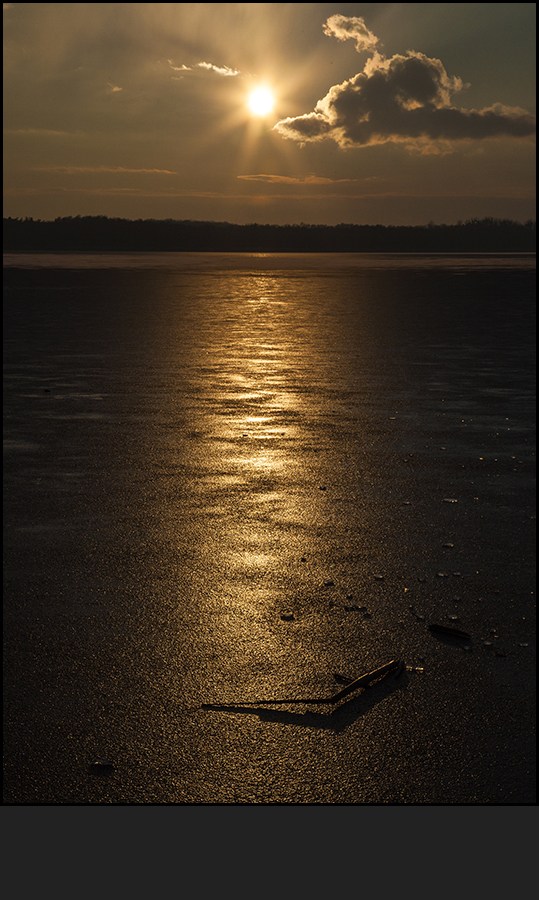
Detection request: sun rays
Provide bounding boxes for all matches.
[248,86,275,117]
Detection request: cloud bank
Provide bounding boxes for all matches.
[275,16,536,152]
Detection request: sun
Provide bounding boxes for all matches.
[248,86,275,117]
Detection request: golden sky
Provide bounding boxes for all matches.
[3,3,536,225]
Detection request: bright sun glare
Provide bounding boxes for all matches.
[248,87,274,117]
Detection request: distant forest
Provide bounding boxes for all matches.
[3,215,536,253]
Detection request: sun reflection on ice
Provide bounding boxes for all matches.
[167,269,334,692]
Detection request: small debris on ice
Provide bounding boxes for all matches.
[89,758,114,774]
[430,623,471,640]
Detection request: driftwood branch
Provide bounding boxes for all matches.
[223,659,402,707]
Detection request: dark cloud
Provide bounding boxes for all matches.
[275,17,536,152]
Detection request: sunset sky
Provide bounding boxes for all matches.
[3,3,536,225]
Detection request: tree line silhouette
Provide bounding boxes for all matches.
[3,215,536,253]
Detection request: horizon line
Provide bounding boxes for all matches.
[3,215,536,228]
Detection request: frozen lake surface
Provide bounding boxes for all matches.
[3,253,536,803]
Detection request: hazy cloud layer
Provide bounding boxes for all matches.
[237,173,356,185]
[196,61,239,77]
[169,60,239,77]
[275,16,536,152]
[34,166,177,175]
